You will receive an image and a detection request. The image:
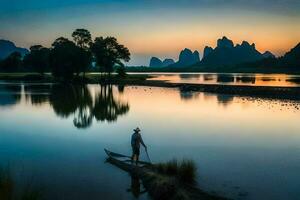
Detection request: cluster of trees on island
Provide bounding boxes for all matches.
[0,29,130,79]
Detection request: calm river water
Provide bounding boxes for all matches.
[145,73,300,87]
[0,81,300,200]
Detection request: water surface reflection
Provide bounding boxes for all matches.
[1,84,130,129]
[0,84,21,106]
[0,83,300,200]
[147,73,300,87]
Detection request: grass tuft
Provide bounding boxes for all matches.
[177,160,197,185]
[154,159,197,185]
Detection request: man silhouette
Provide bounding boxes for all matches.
[131,127,147,165]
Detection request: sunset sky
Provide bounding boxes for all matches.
[0,0,300,65]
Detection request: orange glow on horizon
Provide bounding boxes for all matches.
[116,14,300,59]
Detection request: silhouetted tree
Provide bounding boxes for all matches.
[49,37,78,79]
[71,29,93,77]
[73,47,92,78]
[116,66,127,77]
[72,29,92,49]
[0,52,22,72]
[90,37,130,76]
[23,45,50,75]
[50,37,92,79]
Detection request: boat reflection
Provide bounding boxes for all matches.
[127,175,147,198]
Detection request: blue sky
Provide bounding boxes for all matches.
[1,0,300,65]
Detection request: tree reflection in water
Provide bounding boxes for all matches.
[0,84,21,107]
[49,84,129,128]
[24,84,129,129]
[71,86,93,129]
[179,87,199,101]
[117,85,125,94]
[24,84,52,106]
[93,85,129,122]
[127,175,147,198]
[216,94,234,106]
[50,84,82,118]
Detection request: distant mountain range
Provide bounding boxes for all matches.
[148,36,276,68]
[172,48,200,67]
[262,51,275,59]
[149,48,200,67]
[149,57,175,68]
[199,36,273,66]
[0,40,29,60]
[281,42,300,66]
[241,42,300,68]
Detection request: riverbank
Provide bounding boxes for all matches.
[0,73,150,83]
[1,73,300,101]
[125,65,300,74]
[118,80,300,101]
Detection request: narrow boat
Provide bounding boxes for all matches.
[104,149,228,200]
[104,149,152,169]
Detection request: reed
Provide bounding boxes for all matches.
[154,159,197,185]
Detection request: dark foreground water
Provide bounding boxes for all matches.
[0,82,300,200]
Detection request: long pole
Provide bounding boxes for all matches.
[145,148,151,163]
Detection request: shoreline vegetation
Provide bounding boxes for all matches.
[1,73,300,101]
[107,157,227,200]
